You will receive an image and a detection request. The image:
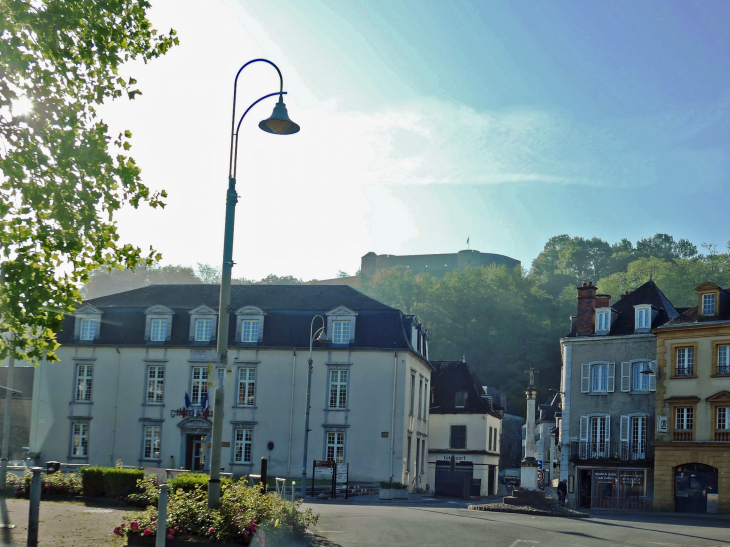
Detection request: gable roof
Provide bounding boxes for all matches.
[661,286,730,327]
[429,360,501,418]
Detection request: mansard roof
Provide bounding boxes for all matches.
[429,360,501,418]
[56,284,423,353]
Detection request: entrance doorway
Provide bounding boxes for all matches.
[186,434,206,471]
[488,465,496,495]
[579,469,592,508]
[675,463,718,513]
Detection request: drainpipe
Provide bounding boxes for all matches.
[109,347,122,466]
[390,351,398,480]
[286,349,297,478]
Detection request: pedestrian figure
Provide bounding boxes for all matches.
[557,479,567,507]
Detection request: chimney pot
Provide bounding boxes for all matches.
[588,281,593,286]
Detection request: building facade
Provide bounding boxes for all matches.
[28,285,432,488]
[560,280,679,510]
[653,282,730,514]
[427,360,502,497]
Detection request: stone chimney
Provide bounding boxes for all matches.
[576,281,597,336]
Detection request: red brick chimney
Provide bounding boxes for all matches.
[595,294,611,308]
[576,281,597,336]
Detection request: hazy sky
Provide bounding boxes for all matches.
[102,0,730,281]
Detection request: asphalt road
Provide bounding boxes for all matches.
[302,496,730,547]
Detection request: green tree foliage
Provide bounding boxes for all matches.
[0,1,178,362]
[81,264,201,299]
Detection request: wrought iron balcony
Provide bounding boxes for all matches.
[569,441,654,463]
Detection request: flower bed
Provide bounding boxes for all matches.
[6,469,83,498]
[115,478,318,545]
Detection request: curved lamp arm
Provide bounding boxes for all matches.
[228,58,286,179]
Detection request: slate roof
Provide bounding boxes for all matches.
[56,285,424,352]
[429,360,501,418]
[661,286,730,327]
[537,393,560,423]
[567,279,679,337]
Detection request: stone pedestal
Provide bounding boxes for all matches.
[503,488,553,507]
[520,458,539,491]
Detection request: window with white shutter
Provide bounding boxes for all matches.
[621,362,631,392]
[581,364,590,393]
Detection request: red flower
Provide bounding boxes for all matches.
[143,528,153,536]
[113,527,122,536]
[167,534,174,540]
[209,527,215,533]
[130,521,139,531]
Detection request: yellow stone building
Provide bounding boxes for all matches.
[653,282,730,514]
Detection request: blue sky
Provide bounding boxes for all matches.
[105,0,730,280]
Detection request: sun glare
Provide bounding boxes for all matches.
[11,96,33,117]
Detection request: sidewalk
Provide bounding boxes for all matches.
[589,509,730,522]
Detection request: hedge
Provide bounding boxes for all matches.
[79,467,145,498]
[167,472,234,493]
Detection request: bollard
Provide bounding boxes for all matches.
[156,484,168,547]
[260,457,268,494]
[291,481,295,503]
[27,467,42,547]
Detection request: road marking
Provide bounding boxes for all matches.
[318,531,344,533]
[446,501,460,504]
[509,541,540,547]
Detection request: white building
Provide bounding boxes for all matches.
[426,360,502,496]
[28,285,432,489]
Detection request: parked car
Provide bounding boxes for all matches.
[499,468,520,486]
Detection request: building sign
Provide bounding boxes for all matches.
[593,470,618,484]
[171,408,213,418]
[437,455,472,462]
[657,415,669,434]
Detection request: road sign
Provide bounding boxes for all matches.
[536,470,544,483]
[537,460,543,470]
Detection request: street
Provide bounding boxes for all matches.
[303,497,730,547]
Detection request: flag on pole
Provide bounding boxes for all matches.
[202,393,210,420]
[467,237,469,245]
[183,392,191,418]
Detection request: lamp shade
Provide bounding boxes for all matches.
[259,97,300,135]
[316,329,329,343]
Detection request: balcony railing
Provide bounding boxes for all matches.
[715,431,730,442]
[673,431,693,441]
[569,441,653,462]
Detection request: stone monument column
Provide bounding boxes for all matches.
[520,367,539,491]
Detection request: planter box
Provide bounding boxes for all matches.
[393,488,409,500]
[378,487,393,500]
[128,535,248,546]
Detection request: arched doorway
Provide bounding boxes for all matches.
[675,463,718,513]
[178,417,212,472]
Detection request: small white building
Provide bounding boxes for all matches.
[426,360,502,496]
[28,285,432,489]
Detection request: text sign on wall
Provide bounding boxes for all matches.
[437,455,472,462]
[593,470,618,484]
[621,470,644,486]
[657,415,669,433]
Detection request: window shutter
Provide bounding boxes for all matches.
[581,364,590,393]
[649,362,657,392]
[620,415,629,441]
[579,416,588,441]
[604,415,611,443]
[621,362,631,392]
[607,363,616,392]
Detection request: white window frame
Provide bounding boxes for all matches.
[241,320,259,343]
[75,364,93,402]
[417,376,423,419]
[676,347,694,376]
[79,319,97,341]
[702,293,716,316]
[632,362,651,391]
[191,366,208,405]
[326,431,345,463]
[195,318,212,342]
[332,321,351,344]
[579,414,610,458]
[234,428,253,464]
[147,365,164,404]
[409,373,416,415]
[634,305,652,331]
[143,425,161,460]
[717,407,730,431]
[71,422,89,457]
[423,380,429,422]
[675,406,693,430]
[595,308,610,333]
[455,391,467,407]
[718,345,730,376]
[328,369,348,409]
[150,318,168,342]
[237,367,256,406]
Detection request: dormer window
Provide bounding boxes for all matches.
[455,391,467,408]
[144,305,174,344]
[326,305,358,347]
[702,293,716,316]
[189,305,217,344]
[634,305,652,332]
[73,304,103,343]
[80,319,97,341]
[150,318,168,342]
[195,319,212,342]
[235,306,265,346]
[595,308,611,334]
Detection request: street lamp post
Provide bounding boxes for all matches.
[208,59,300,508]
[301,316,328,496]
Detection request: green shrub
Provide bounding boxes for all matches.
[7,469,82,497]
[167,472,233,494]
[80,467,144,498]
[114,481,318,544]
[379,481,392,489]
[379,481,406,489]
